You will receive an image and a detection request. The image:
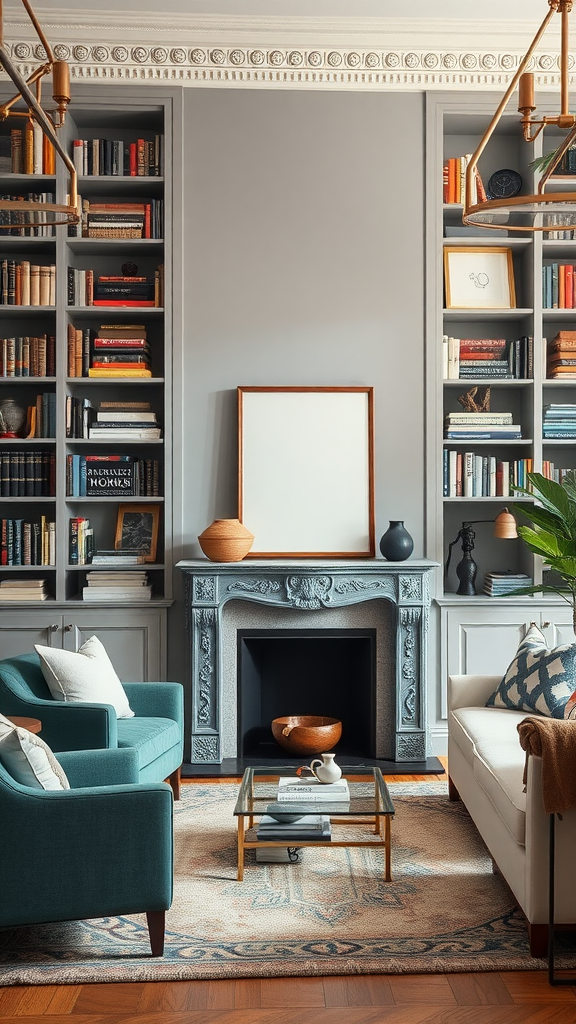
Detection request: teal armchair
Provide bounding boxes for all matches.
[0,653,184,798]
[0,747,173,956]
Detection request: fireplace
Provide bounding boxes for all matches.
[238,628,376,759]
[177,558,438,769]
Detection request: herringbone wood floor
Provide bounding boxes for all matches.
[3,759,575,1023]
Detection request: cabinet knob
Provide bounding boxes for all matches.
[542,621,550,628]
[50,623,59,632]
[64,623,74,632]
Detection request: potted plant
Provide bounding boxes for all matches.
[511,470,576,632]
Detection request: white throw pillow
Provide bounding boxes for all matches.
[34,634,134,719]
[0,713,69,790]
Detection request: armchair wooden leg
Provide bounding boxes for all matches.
[146,910,165,956]
[166,765,181,801]
[528,923,548,958]
[448,775,460,801]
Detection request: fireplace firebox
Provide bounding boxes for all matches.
[238,628,376,759]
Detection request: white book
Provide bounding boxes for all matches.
[489,456,497,497]
[258,814,330,831]
[448,449,457,497]
[275,791,351,802]
[278,777,348,791]
[464,451,474,497]
[442,334,449,380]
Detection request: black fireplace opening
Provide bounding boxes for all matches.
[237,628,376,760]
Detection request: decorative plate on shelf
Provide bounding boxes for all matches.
[487,168,522,200]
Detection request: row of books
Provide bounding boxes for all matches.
[443,336,533,380]
[23,393,56,439]
[483,572,532,597]
[0,261,55,306]
[443,155,487,205]
[543,403,576,438]
[1,517,55,566]
[0,193,55,236]
[66,398,161,440]
[0,579,50,602]
[69,517,94,566]
[547,331,576,379]
[0,335,55,378]
[444,411,522,441]
[67,323,152,378]
[77,199,164,240]
[541,462,576,483]
[66,454,160,497]
[82,570,152,602]
[0,451,55,497]
[67,266,164,308]
[542,263,576,308]
[443,452,533,498]
[0,127,55,175]
[543,213,576,240]
[71,136,164,177]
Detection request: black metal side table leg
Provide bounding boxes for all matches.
[549,811,576,984]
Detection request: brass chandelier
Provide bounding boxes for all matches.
[0,0,78,228]
[464,0,576,232]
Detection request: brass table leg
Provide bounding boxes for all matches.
[385,816,392,882]
[237,815,245,881]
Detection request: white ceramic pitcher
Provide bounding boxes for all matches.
[308,752,342,784]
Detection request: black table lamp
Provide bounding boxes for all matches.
[445,508,518,596]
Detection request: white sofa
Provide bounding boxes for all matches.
[448,673,576,957]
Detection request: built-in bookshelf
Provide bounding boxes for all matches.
[427,92,576,686]
[0,87,174,678]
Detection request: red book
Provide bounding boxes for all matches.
[129,142,137,176]
[144,203,151,239]
[566,264,574,309]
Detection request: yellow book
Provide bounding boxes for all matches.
[88,368,152,377]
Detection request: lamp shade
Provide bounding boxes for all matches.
[494,509,518,539]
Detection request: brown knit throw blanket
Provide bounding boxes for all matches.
[517,716,576,816]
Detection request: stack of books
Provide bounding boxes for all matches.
[256,813,331,842]
[82,570,151,601]
[88,401,160,440]
[0,578,49,601]
[543,404,576,439]
[547,332,576,379]
[444,412,522,441]
[276,776,350,805]
[93,272,156,304]
[483,572,532,597]
[90,549,146,566]
[88,324,151,378]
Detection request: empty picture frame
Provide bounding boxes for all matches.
[238,386,375,557]
[444,246,516,309]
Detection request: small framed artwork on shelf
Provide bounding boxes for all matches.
[444,246,516,309]
[115,504,160,563]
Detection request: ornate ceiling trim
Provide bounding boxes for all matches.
[2,9,571,91]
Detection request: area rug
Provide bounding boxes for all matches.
[0,781,561,985]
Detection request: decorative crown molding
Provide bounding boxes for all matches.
[1,8,572,91]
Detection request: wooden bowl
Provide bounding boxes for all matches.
[271,715,342,756]
[198,519,254,562]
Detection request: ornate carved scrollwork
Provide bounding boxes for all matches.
[285,575,332,609]
[396,732,426,762]
[399,576,422,601]
[191,735,220,762]
[399,608,420,726]
[194,608,216,727]
[194,576,216,602]
[227,579,281,596]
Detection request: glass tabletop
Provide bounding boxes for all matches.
[233,766,395,818]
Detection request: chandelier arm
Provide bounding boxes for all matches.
[19,0,54,64]
[465,1,557,213]
[0,45,77,207]
[538,120,576,192]
[0,63,51,117]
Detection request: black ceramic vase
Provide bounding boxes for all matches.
[379,521,414,561]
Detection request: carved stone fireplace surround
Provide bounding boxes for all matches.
[177,559,437,768]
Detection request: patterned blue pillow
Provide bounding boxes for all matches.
[486,623,576,718]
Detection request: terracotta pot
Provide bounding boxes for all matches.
[198,518,254,562]
[271,715,342,756]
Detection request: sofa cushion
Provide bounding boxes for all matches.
[486,623,576,719]
[117,716,181,769]
[450,705,526,764]
[472,741,527,845]
[0,713,69,790]
[35,635,134,719]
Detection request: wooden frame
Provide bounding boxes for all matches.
[444,246,516,309]
[238,386,375,558]
[115,504,160,563]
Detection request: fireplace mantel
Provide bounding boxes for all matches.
[177,558,438,765]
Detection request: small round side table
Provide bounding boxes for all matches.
[7,716,42,734]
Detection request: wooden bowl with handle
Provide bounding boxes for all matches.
[271,715,342,756]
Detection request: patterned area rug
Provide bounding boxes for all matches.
[0,781,556,984]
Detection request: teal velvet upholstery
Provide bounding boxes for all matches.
[0,653,184,797]
[0,747,173,956]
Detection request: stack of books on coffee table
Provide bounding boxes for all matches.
[257,812,332,842]
[275,776,350,804]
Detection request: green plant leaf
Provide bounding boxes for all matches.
[510,501,572,539]
[523,473,576,527]
[516,525,564,558]
[528,151,560,174]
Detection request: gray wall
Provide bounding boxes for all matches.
[170,88,427,753]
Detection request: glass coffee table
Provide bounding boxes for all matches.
[233,766,395,881]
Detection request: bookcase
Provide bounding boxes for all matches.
[0,86,174,678]
[426,92,576,692]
